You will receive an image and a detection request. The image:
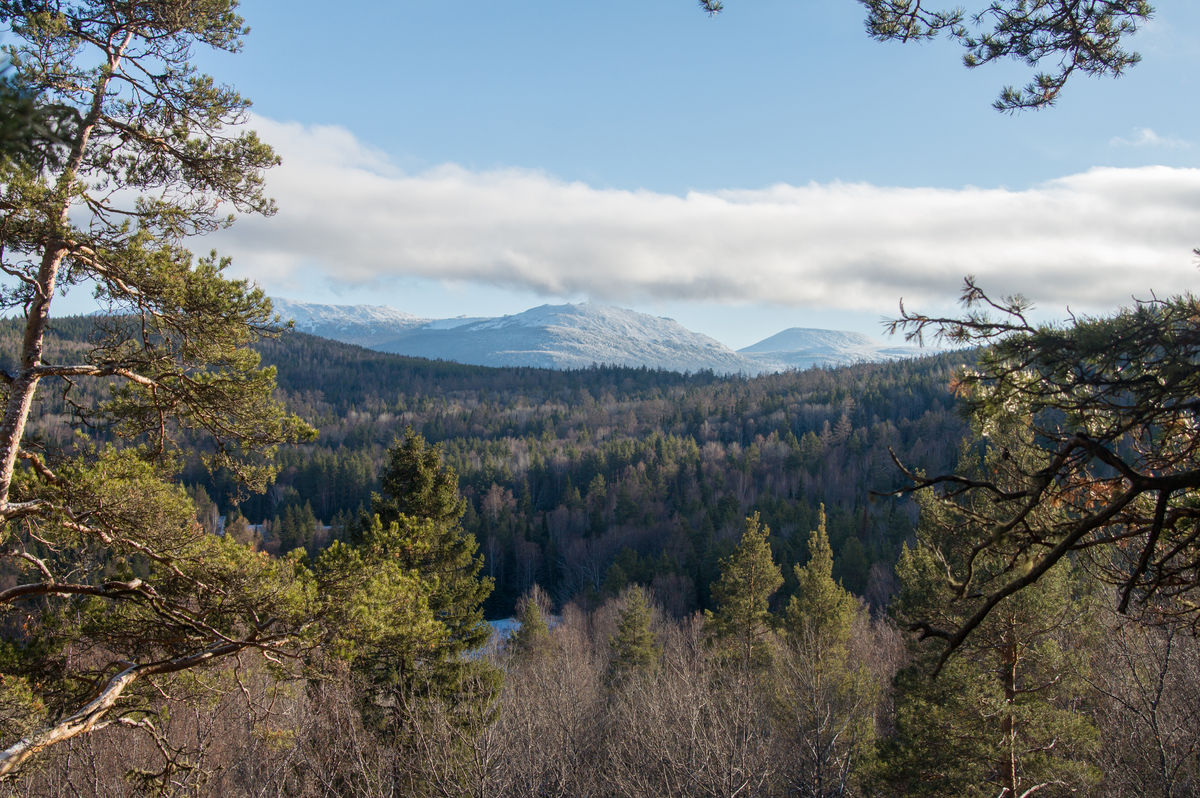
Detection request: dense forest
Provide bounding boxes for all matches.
[254,332,969,615]
[2,316,971,616]
[10,317,1200,797]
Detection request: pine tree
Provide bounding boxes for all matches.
[706,512,784,668]
[0,1,314,777]
[881,437,1100,797]
[889,283,1200,657]
[883,542,1099,797]
[0,55,72,172]
[705,0,1151,111]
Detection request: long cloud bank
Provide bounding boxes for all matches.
[211,117,1200,313]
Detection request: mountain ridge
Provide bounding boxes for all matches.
[271,298,927,374]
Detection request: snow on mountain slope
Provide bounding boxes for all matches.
[271,298,929,374]
[739,327,881,354]
[738,327,925,372]
[376,303,754,373]
[271,297,428,348]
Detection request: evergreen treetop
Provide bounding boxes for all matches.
[339,430,496,733]
[508,584,553,663]
[785,503,857,648]
[706,512,784,668]
[0,0,314,778]
[372,428,467,527]
[607,585,661,687]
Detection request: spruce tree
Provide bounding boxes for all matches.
[607,585,661,688]
[275,501,318,555]
[373,427,466,527]
[785,504,856,646]
[705,512,783,668]
[508,585,553,664]
[344,430,497,725]
[778,505,880,797]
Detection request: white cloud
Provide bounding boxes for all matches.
[1110,127,1191,149]
[209,117,1200,315]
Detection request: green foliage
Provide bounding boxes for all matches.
[310,434,498,797]
[13,446,316,647]
[891,283,1200,659]
[373,428,467,528]
[705,0,1153,111]
[0,674,43,747]
[333,432,497,740]
[271,501,320,555]
[785,504,856,647]
[374,431,494,668]
[0,64,74,172]
[315,520,444,671]
[607,586,661,687]
[706,512,783,668]
[508,585,552,663]
[776,505,881,796]
[884,546,1099,796]
[0,0,314,777]
[882,432,1101,797]
[91,251,315,491]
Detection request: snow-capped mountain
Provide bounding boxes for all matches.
[270,297,428,348]
[374,303,752,373]
[270,298,927,374]
[738,327,923,372]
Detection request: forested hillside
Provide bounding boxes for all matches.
[258,332,969,614]
[1,317,968,615]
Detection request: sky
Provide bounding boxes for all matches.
[171,1,1200,349]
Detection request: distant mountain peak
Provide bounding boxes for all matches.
[271,297,425,330]
[380,301,748,373]
[271,296,428,348]
[739,327,880,354]
[270,297,926,375]
[738,326,924,371]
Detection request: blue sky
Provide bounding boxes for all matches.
[186,1,1200,348]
